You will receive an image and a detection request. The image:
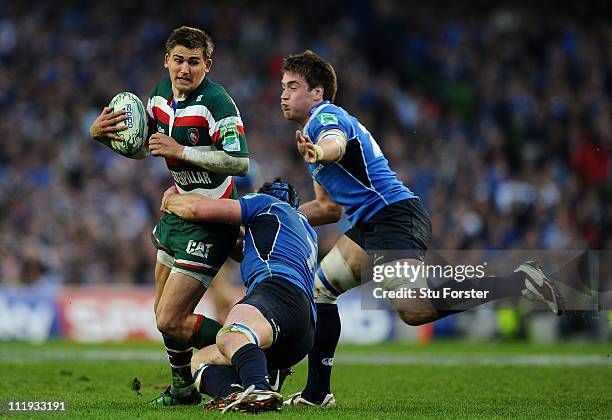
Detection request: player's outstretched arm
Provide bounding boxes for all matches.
[296,129,347,163]
[160,186,242,224]
[149,133,248,176]
[298,180,343,226]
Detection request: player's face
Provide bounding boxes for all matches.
[281,72,321,125]
[164,46,211,97]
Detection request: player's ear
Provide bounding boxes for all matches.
[164,53,170,69]
[204,58,212,72]
[313,85,324,101]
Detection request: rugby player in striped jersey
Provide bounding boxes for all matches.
[90,26,249,406]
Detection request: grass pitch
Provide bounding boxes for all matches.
[0,340,610,419]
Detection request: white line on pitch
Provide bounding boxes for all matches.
[0,350,610,366]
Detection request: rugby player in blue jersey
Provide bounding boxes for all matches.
[160,179,317,413]
[280,50,564,407]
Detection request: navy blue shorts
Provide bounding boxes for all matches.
[345,198,431,262]
[237,277,314,370]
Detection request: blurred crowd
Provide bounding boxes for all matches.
[0,1,610,286]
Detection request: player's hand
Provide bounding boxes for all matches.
[149,133,185,159]
[90,107,128,142]
[160,186,178,213]
[296,130,318,164]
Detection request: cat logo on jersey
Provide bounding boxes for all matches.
[316,113,338,126]
[188,128,199,145]
[220,122,241,152]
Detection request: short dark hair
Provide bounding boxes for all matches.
[257,178,300,208]
[282,50,338,102]
[165,26,214,59]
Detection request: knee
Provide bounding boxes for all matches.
[216,332,242,359]
[396,309,437,326]
[314,249,360,304]
[156,311,182,338]
[314,273,339,304]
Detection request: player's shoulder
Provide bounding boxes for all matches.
[198,78,231,104]
[316,102,346,120]
[319,102,345,115]
[305,102,350,136]
[197,78,238,117]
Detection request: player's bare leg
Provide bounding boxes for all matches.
[380,258,440,325]
[150,254,224,406]
[150,271,207,406]
[156,273,207,341]
[383,259,564,324]
[154,258,172,313]
[191,343,229,371]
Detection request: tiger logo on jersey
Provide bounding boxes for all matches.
[188,128,199,145]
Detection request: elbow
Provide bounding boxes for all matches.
[236,159,249,177]
[324,201,343,222]
[223,157,248,176]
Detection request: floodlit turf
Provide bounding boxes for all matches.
[0,340,610,419]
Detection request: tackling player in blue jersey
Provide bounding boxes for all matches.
[160,179,316,413]
[280,50,564,407]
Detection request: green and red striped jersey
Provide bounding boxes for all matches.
[146,76,249,199]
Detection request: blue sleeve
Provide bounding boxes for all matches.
[306,106,352,144]
[239,194,274,225]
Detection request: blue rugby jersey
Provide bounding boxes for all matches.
[239,193,317,315]
[303,100,416,225]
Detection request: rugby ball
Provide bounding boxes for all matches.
[108,92,148,157]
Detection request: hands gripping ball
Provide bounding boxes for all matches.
[108,92,148,157]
